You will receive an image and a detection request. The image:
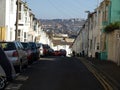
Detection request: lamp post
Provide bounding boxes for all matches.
[15,0,20,41]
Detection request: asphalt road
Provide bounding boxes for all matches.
[5,56,104,90]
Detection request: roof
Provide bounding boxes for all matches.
[52,39,73,46]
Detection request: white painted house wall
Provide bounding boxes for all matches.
[0,0,6,26]
[39,30,51,45]
[28,12,35,42]
[0,0,17,41]
[18,1,30,42]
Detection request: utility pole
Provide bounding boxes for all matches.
[15,0,20,40]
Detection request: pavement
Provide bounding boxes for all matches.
[77,57,120,90]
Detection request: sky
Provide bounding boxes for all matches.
[24,0,103,19]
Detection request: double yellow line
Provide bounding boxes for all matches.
[80,58,113,90]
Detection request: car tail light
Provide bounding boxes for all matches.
[27,54,32,60]
[12,51,18,57]
[43,49,47,54]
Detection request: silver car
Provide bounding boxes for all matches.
[0,41,28,73]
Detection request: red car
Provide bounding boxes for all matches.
[54,50,61,56]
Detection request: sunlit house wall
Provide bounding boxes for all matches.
[0,0,17,41]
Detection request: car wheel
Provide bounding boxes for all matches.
[0,76,6,90]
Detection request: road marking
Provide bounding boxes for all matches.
[40,58,55,61]
[15,75,29,81]
[5,84,22,90]
[93,71,113,90]
[80,58,113,90]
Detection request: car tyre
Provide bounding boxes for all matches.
[0,76,6,90]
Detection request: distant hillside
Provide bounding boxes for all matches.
[40,18,85,38]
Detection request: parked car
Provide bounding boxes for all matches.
[0,46,16,81]
[48,48,54,56]
[0,41,28,73]
[42,44,50,56]
[53,50,61,56]
[37,43,51,57]
[29,42,40,60]
[0,65,6,90]
[59,49,67,56]
[21,42,33,64]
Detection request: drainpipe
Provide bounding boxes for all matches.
[85,11,90,57]
[15,0,20,41]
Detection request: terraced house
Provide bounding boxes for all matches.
[0,0,42,42]
[72,0,120,65]
[0,0,17,41]
[102,0,120,65]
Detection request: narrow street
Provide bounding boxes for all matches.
[1,0,120,90]
[6,56,104,90]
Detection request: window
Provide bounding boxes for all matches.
[97,43,99,50]
[116,33,120,39]
[24,32,27,42]
[90,40,92,49]
[18,29,21,37]
[24,39,27,42]
[24,32,26,38]
[19,13,21,20]
[25,17,27,23]
[19,3,21,11]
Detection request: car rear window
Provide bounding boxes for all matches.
[0,42,16,50]
[29,42,36,48]
[21,43,28,48]
[43,44,50,49]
